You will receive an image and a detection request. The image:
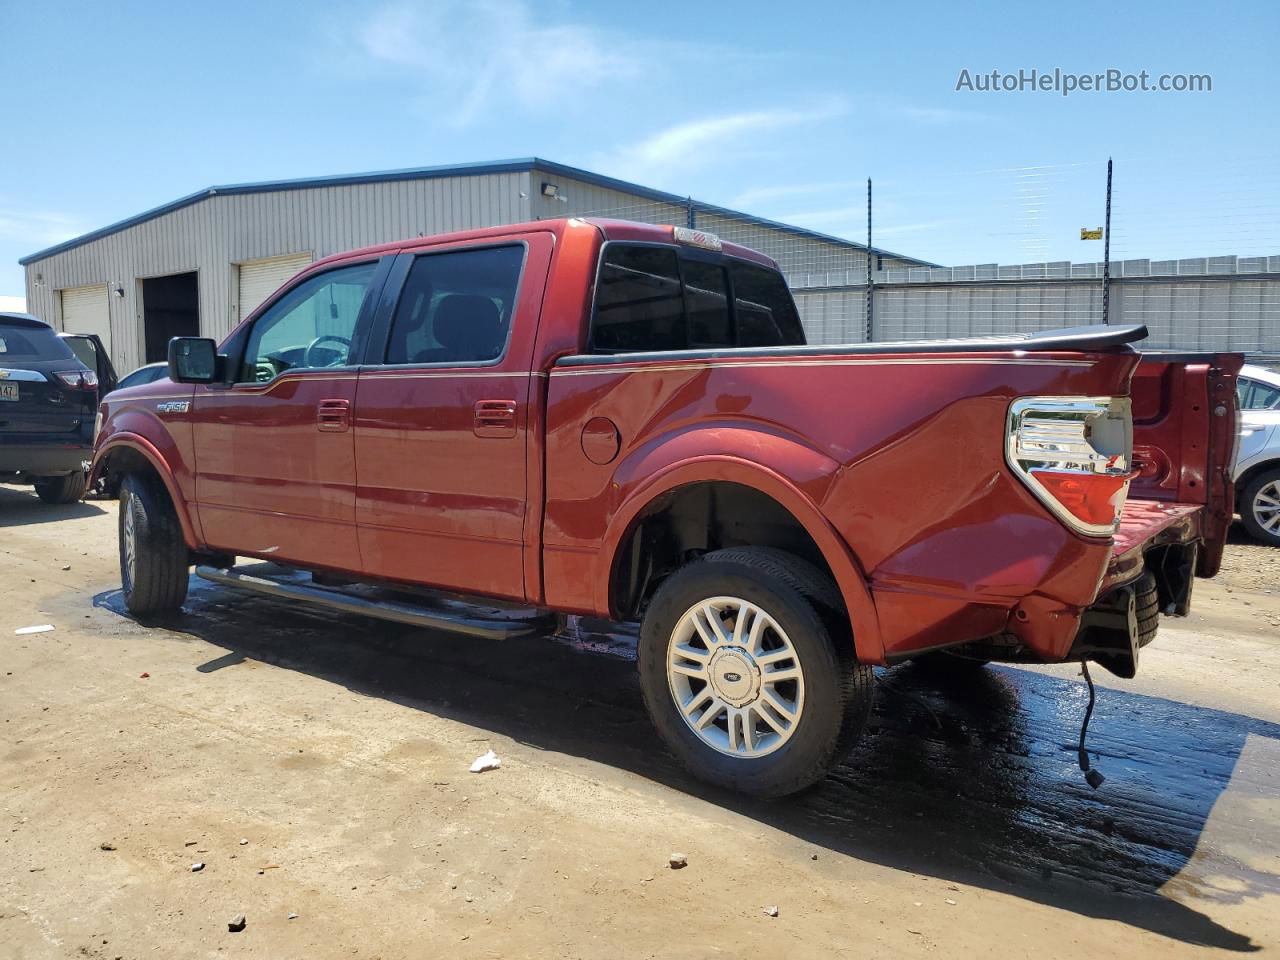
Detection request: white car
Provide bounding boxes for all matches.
[1235,364,1280,545]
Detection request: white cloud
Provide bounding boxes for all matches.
[730,180,865,209]
[0,208,84,247]
[0,295,27,312]
[774,204,866,228]
[772,202,957,242]
[875,218,960,238]
[353,0,644,126]
[597,102,844,184]
[895,104,991,125]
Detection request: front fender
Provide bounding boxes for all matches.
[92,432,202,549]
[598,450,884,663]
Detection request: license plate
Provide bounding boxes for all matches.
[0,383,17,401]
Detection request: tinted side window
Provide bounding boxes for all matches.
[593,246,685,352]
[683,260,732,347]
[241,262,376,382]
[385,246,524,365]
[731,262,805,347]
[1238,380,1257,409]
[1247,380,1280,410]
[62,335,100,370]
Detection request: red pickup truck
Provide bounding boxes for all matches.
[91,217,1241,796]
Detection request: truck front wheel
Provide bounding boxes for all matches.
[119,473,190,615]
[637,547,874,798]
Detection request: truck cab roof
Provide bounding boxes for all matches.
[305,218,778,274]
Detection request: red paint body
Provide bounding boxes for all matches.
[92,218,1241,666]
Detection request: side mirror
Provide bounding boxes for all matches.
[168,337,219,384]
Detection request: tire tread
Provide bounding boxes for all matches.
[34,472,87,504]
[121,473,189,614]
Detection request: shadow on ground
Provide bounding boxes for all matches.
[1228,521,1255,546]
[94,574,1279,952]
[0,484,106,525]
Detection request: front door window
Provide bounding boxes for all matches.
[240,262,377,382]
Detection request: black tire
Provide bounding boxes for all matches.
[1134,570,1160,647]
[33,471,87,504]
[1240,467,1280,547]
[637,547,874,798]
[119,473,189,615]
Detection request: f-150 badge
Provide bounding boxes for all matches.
[156,400,190,414]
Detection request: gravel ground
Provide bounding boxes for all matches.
[1219,523,1280,592]
[1215,523,1280,629]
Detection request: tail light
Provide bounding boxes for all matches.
[1007,396,1134,537]
[54,369,98,389]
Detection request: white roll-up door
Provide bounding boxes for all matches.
[237,253,312,321]
[60,284,112,357]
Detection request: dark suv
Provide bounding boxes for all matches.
[0,312,98,503]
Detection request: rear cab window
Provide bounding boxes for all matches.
[0,322,76,361]
[590,243,805,353]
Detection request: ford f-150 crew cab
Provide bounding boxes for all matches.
[91,217,1242,796]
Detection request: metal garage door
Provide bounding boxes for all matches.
[60,284,112,357]
[237,253,312,321]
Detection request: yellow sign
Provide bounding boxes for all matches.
[1080,227,1103,240]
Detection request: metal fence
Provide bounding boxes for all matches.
[566,156,1280,359]
[810,258,1280,356]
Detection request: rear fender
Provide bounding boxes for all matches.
[600,442,884,663]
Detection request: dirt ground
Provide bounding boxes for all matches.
[2,485,1279,959]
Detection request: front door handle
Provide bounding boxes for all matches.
[474,400,517,438]
[317,398,350,432]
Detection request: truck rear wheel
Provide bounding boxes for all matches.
[119,473,189,615]
[34,471,87,504]
[637,547,874,798]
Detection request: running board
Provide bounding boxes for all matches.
[195,565,552,640]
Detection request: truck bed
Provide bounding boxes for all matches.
[1103,499,1204,593]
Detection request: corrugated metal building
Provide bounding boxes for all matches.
[19,158,930,373]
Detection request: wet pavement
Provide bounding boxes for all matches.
[94,572,1280,953]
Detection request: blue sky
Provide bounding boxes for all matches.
[2,0,1277,304]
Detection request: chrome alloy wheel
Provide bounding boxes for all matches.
[667,596,805,758]
[1253,479,1280,536]
[122,493,137,592]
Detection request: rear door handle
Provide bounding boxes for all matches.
[317,398,350,432]
[474,400,517,438]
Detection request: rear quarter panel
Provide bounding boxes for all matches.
[543,349,1139,663]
